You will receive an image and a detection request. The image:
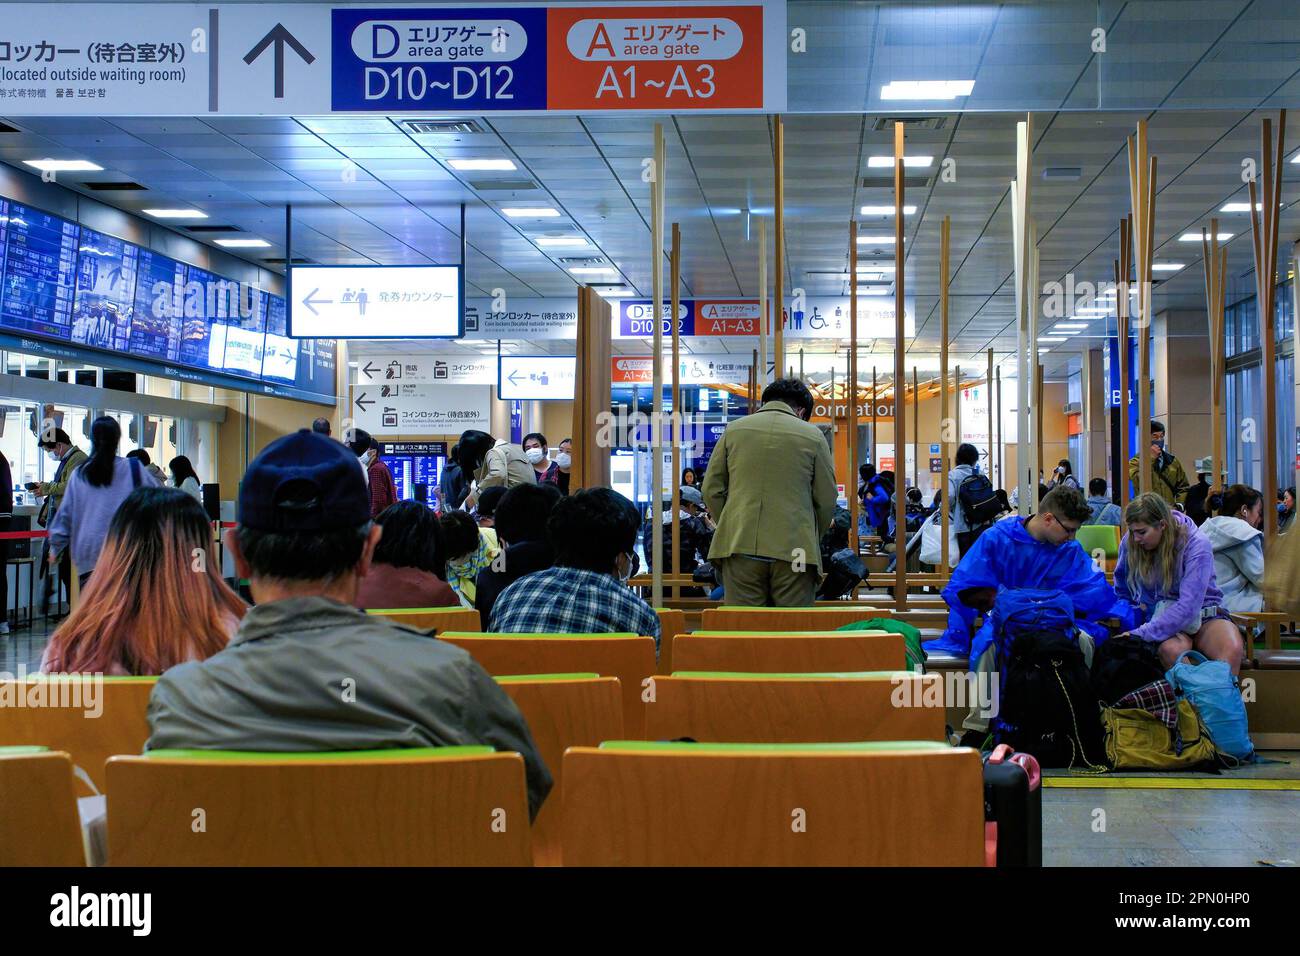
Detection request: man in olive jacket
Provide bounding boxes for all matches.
[1127,420,1189,508]
[702,378,838,606]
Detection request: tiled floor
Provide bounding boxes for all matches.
[0,615,59,673]
[1044,788,1300,866]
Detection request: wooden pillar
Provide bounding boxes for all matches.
[650,123,666,608]
[1128,121,1157,498]
[571,287,612,490]
[871,366,878,465]
[848,219,860,558]
[1202,220,1228,499]
[670,222,682,600]
[773,116,785,379]
[1116,217,1133,507]
[939,216,951,569]
[758,218,768,387]
[1036,362,1045,484]
[912,367,920,490]
[892,121,907,608]
[1011,114,1035,516]
[1247,110,1286,554]
[986,349,994,474]
[995,365,1003,490]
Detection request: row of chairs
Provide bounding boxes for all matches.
[0,655,951,865]
[2,737,985,867]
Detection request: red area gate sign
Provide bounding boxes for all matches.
[547,4,776,110]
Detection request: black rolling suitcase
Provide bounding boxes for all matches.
[982,744,1042,867]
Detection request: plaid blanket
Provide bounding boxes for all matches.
[1116,678,1184,752]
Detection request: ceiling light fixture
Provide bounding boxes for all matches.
[214,238,271,248]
[1152,263,1186,272]
[860,204,916,216]
[448,158,517,171]
[535,235,589,247]
[1219,202,1263,213]
[143,208,208,219]
[880,80,974,100]
[502,207,560,218]
[1180,232,1232,241]
[856,235,899,244]
[867,155,934,168]
[568,266,617,275]
[23,158,103,172]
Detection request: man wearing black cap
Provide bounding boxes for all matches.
[30,428,87,615]
[145,429,552,819]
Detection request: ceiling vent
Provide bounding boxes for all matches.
[468,179,538,191]
[1043,167,1083,181]
[80,181,146,191]
[262,257,314,265]
[871,116,947,132]
[185,224,243,233]
[557,256,606,265]
[403,119,485,135]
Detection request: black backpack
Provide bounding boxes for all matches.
[957,471,1001,527]
[997,631,1104,769]
[1090,635,1164,706]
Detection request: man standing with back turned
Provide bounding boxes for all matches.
[702,378,838,607]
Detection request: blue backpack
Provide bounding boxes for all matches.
[991,589,1077,660]
[1165,651,1254,762]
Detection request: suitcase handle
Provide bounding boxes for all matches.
[987,744,1042,791]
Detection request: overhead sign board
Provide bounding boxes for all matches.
[0,3,783,115]
[353,354,495,385]
[498,355,576,400]
[611,354,752,385]
[615,296,914,339]
[289,264,461,339]
[351,382,489,435]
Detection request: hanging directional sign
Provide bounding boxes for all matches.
[353,354,495,385]
[0,3,783,115]
[351,382,490,435]
[498,355,577,400]
[288,264,461,339]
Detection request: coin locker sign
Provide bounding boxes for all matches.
[350,382,490,435]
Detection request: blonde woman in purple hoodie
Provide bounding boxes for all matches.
[1113,493,1244,675]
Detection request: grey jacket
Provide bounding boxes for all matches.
[948,463,978,533]
[146,595,553,819]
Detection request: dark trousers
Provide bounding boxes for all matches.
[0,516,8,624]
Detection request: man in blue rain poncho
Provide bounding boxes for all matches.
[925,485,1135,742]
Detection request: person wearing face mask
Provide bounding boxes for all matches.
[555,437,573,495]
[522,432,559,485]
[30,429,88,616]
[1278,486,1296,534]
[349,431,396,517]
[1114,493,1243,674]
[1127,420,1189,508]
[489,488,661,657]
[1201,484,1266,615]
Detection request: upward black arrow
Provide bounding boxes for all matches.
[243,23,315,99]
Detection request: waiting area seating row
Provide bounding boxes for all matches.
[1,740,984,867]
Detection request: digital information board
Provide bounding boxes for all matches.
[379,441,447,505]
[0,195,338,405]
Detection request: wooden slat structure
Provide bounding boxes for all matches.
[1128,121,1157,498]
[774,115,785,376]
[670,221,682,600]
[650,123,666,608]
[571,286,612,490]
[1201,219,1228,498]
[940,216,952,568]
[1115,216,1134,507]
[1247,110,1286,555]
[848,219,861,562]
[893,121,907,608]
